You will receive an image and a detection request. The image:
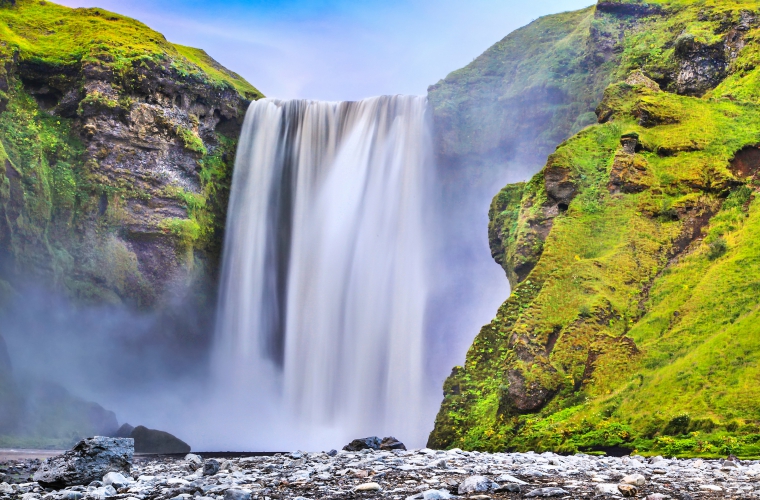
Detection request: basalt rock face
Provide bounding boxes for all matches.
[430,0,760,457]
[0,0,261,317]
[33,436,133,488]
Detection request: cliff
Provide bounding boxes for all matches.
[430,0,760,458]
[0,0,260,317]
[0,0,261,445]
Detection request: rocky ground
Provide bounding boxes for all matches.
[2,447,760,500]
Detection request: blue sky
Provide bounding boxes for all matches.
[56,0,594,101]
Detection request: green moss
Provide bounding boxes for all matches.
[0,0,261,99]
[430,0,760,454]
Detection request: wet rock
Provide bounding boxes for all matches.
[618,483,638,497]
[343,436,382,451]
[101,471,130,489]
[621,473,646,486]
[184,453,202,466]
[421,489,451,500]
[380,436,407,451]
[202,459,220,476]
[595,483,620,496]
[223,489,251,500]
[524,487,569,497]
[130,425,191,454]
[33,436,133,489]
[457,475,497,494]
[355,482,381,491]
[494,483,521,493]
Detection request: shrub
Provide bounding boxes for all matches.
[706,238,728,260]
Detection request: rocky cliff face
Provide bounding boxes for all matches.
[430,0,760,457]
[0,0,260,320]
[0,0,261,446]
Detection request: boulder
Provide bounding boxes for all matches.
[379,436,406,450]
[33,436,133,488]
[343,436,381,451]
[458,475,498,495]
[102,471,130,489]
[131,425,191,454]
[223,489,251,500]
[203,459,220,476]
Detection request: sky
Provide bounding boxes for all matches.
[55,0,594,101]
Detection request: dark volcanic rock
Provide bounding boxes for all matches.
[379,436,406,451]
[343,436,382,451]
[32,436,133,488]
[131,425,191,454]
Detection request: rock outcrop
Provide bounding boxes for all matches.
[0,0,261,325]
[430,0,760,457]
[33,436,133,488]
[131,425,190,454]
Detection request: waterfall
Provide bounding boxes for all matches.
[212,95,433,449]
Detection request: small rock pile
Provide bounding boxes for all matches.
[2,444,760,499]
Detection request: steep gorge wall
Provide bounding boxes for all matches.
[430,0,760,457]
[0,0,260,324]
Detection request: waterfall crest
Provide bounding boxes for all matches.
[213,95,433,448]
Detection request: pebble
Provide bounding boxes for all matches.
[0,448,757,499]
[355,481,381,491]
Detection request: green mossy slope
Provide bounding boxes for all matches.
[430,0,760,458]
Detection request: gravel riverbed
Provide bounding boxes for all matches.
[2,448,760,500]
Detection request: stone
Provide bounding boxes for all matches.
[594,483,621,496]
[618,484,638,497]
[422,489,451,500]
[645,495,670,500]
[355,482,381,492]
[327,449,338,457]
[621,473,646,486]
[380,436,407,451]
[0,483,12,494]
[20,494,40,500]
[494,473,527,484]
[457,475,497,495]
[33,437,133,489]
[184,453,202,465]
[495,483,521,493]
[343,437,381,451]
[102,471,130,489]
[524,487,569,497]
[223,489,252,500]
[131,426,191,454]
[699,485,722,491]
[203,459,220,476]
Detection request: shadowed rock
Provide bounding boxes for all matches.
[131,425,190,454]
[33,436,133,488]
[343,436,382,451]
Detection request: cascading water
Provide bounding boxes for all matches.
[212,95,434,449]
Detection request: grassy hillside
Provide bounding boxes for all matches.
[0,0,258,98]
[430,0,760,458]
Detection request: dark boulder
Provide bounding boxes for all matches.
[131,425,191,454]
[343,436,382,451]
[33,436,133,488]
[380,436,406,451]
[203,459,220,476]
